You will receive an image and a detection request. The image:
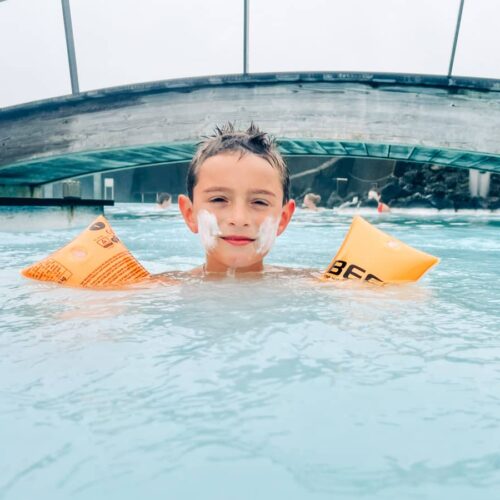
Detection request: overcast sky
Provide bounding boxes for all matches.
[1,0,499,108]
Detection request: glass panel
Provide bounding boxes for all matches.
[250,0,460,75]
[0,0,71,108]
[452,0,500,79]
[71,0,243,91]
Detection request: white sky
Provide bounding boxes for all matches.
[0,0,499,108]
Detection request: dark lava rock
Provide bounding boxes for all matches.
[487,197,500,210]
[393,161,416,178]
[381,182,410,203]
[427,182,447,197]
[401,169,425,189]
[326,191,344,209]
[295,160,500,211]
[359,198,378,208]
[451,195,487,210]
[393,193,435,208]
[393,162,407,178]
[429,194,454,210]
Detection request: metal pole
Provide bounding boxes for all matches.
[448,0,465,78]
[61,0,79,94]
[243,0,249,74]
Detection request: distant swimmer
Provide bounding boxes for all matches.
[377,201,391,213]
[302,193,322,211]
[157,192,172,209]
[368,188,390,213]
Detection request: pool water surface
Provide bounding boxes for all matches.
[0,205,499,499]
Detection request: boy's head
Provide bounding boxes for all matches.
[187,123,290,205]
[179,123,295,273]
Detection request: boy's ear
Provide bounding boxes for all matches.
[277,199,295,236]
[178,195,198,233]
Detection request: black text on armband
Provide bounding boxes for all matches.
[326,260,383,284]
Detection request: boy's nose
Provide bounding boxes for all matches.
[227,203,250,227]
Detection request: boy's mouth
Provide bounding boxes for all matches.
[220,235,256,246]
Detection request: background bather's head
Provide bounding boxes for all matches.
[303,193,321,210]
[157,192,172,209]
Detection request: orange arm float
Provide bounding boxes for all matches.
[322,216,439,284]
[21,215,150,288]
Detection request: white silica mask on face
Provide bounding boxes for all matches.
[197,210,221,252]
[255,216,280,255]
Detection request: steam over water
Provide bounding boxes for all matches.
[1,205,499,500]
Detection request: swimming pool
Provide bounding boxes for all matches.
[1,205,499,499]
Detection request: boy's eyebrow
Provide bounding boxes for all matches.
[202,187,277,197]
[249,189,277,198]
[202,187,232,193]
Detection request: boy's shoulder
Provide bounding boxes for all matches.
[264,265,321,279]
[152,265,321,284]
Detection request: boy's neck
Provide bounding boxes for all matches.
[204,258,265,274]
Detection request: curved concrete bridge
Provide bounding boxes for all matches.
[1,72,500,196]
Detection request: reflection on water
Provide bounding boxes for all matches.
[0,204,499,500]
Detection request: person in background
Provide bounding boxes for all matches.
[157,192,172,209]
[368,188,390,213]
[302,193,321,211]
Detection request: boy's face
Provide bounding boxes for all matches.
[179,152,295,273]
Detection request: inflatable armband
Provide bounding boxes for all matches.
[322,216,439,284]
[21,215,150,288]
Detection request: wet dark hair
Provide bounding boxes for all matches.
[187,123,290,204]
[157,192,171,204]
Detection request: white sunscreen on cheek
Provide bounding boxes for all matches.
[255,216,280,255]
[197,210,221,252]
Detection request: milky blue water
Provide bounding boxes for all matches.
[1,205,499,500]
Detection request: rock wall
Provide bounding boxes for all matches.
[292,159,500,211]
[379,162,500,210]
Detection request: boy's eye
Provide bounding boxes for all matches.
[209,197,227,203]
[252,199,270,207]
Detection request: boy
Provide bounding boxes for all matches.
[176,123,296,277]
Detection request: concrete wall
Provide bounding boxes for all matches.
[1,74,500,193]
